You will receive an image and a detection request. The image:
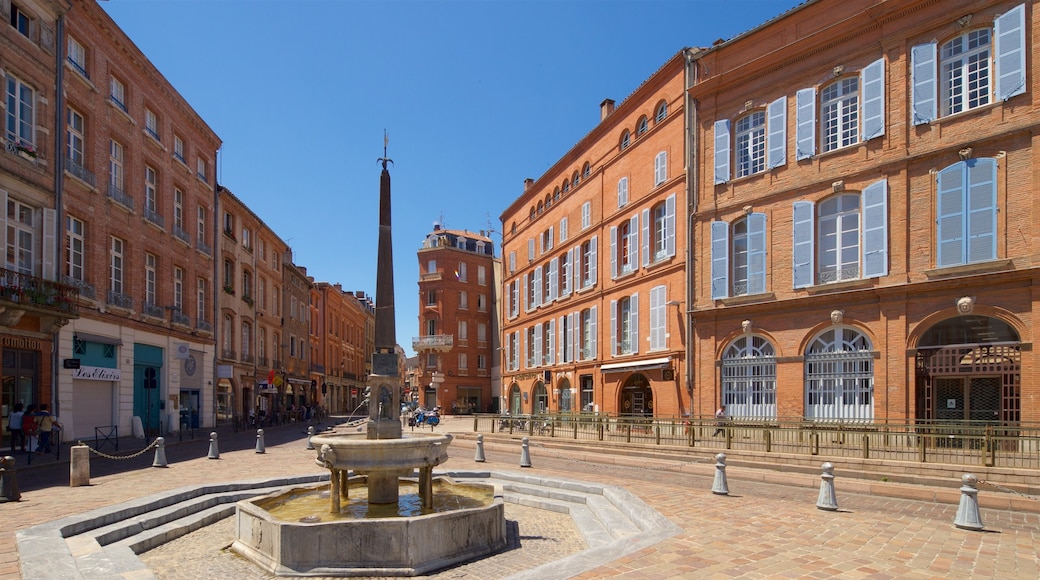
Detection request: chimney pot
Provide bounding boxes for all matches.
[600,98,616,121]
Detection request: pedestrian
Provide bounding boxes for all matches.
[22,404,37,453]
[8,403,25,453]
[712,405,727,437]
[36,404,59,454]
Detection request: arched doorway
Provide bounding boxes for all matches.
[533,381,548,414]
[804,326,874,421]
[915,315,1021,424]
[619,373,653,417]
[508,383,522,415]
[558,378,573,413]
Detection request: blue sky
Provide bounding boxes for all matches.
[100,0,802,356]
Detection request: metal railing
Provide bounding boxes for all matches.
[1,268,80,314]
[173,225,191,245]
[62,276,95,300]
[196,237,212,256]
[143,207,164,228]
[470,414,1040,470]
[107,184,133,210]
[196,319,212,333]
[65,156,96,187]
[106,290,133,309]
[171,311,191,326]
[142,302,164,318]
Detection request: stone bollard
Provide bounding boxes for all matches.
[255,429,266,454]
[953,473,984,531]
[207,432,220,459]
[306,426,315,450]
[474,434,486,462]
[0,456,20,502]
[816,462,838,511]
[152,437,168,468]
[70,444,91,486]
[711,453,729,495]
[519,436,532,468]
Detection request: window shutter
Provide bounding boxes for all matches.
[563,314,572,363]
[861,180,889,278]
[43,208,56,280]
[560,217,568,242]
[630,292,640,355]
[533,267,542,307]
[522,273,528,312]
[710,221,730,300]
[641,208,651,267]
[655,152,667,186]
[0,191,7,252]
[714,120,731,184]
[966,158,997,263]
[795,88,816,160]
[665,194,676,257]
[911,42,937,124]
[747,212,767,294]
[609,300,618,356]
[617,178,628,207]
[572,245,580,288]
[610,226,618,279]
[533,328,541,367]
[513,332,520,370]
[936,163,965,267]
[995,3,1027,101]
[792,201,815,288]
[522,331,528,369]
[767,96,787,168]
[628,215,639,269]
[650,285,665,350]
[861,58,885,140]
[589,235,597,285]
[527,238,534,261]
[549,258,558,302]
[563,248,572,296]
[548,318,556,365]
[548,226,554,250]
[589,306,598,359]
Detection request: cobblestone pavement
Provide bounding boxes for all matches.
[5,416,1040,579]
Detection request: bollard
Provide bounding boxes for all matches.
[207,432,220,459]
[519,436,532,468]
[953,473,984,531]
[70,444,91,486]
[152,437,168,468]
[0,456,20,502]
[474,434,486,462]
[255,429,266,454]
[816,462,838,511]
[306,426,315,450]
[711,453,729,495]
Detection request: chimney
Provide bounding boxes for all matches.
[432,221,441,231]
[523,178,534,192]
[600,98,616,121]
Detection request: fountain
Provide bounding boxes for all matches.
[230,137,506,576]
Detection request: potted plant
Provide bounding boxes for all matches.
[14,142,37,159]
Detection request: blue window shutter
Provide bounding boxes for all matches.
[714,119,731,184]
[630,292,639,354]
[767,96,787,168]
[861,58,885,140]
[589,235,597,284]
[936,163,965,267]
[628,215,639,268]
[911,42,937,125]
[747,212,767,294]
[590,306,597,359]
[995,3,1026,101]
[610,226,618,279]
[609,300,617,356]
[795,88,816,160]
[861,180,889,278]
[792,201,815,288]
[966,158,997,263]
[710,221,729,300]
[641,208,651,267]
[665,194,676,257]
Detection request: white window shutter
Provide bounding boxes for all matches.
[548,226,554,250]
[795,88,816,160]
[548,318,556,365]
[861,180,889,278]
[714,120,731,184]
[936,163,965,267]
[522,273,528,312]
[527,238,534,261]
[533,328,541,367]
[641,208,651,267]
[589,306,598,360]
[861,58,885,140]
[655,152,667,186]
[560,217,568,242]
[665,194,676,257]
[995,3,1027,101]
[911,42,937,125]
[617,177,628,207]
[767,96,787,169]
[792,201,815,288]
[533,267,542,307]
[549,258,558,302]
[710,221,729,300]
[610,226,618,279]
[628,215,639,268]
[563,248,572,296]
[966,158,997,263]
[43,208,56,280]
[747,212,767,294]
[572,245,580,288]
[609,300,617,356]
[589,236,597,285]
[630,292,640,355]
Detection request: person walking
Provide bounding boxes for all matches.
[712,405,727,437]
[22,404,37,453]
[8,403,25,453]
[35,404,58,454]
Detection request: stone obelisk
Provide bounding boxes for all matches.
[368,133,402,440]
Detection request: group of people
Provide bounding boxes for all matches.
[7,403,61,454]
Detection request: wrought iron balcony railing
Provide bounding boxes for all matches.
[0,268,80,315]
[171,311,191,326]
[61,275,95,301]
[196,236,212,256]
[65,156,96,187]
[221,349,237,361]
[412,334,454,352]
[173,226,191,245]
[107,184,133,210]
[142,302,165,318]
[144,207,164,228]
[196,319,213,333]
[106,290,133,309]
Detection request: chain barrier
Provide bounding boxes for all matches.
[978,479,1040,502]
[527,439,715,472]
[78,437,161,461]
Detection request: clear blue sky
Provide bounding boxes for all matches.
[100,0,801,356]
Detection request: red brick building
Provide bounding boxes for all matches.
[309,283,374,415]
[500,53,689,418]
[689,0,1036,424]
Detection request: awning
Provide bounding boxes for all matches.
[73,332,123,346]
[600,356,671,374]
[288,378,311,385]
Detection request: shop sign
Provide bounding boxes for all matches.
[72,366,121,381]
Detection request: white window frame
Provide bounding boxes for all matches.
[145,108,159,140]
[66,215,85,282]
[109,140,124,191]
[109,77,126,111]
[940,29,992,117]
[735,112,766,178]
[581,202,591,229]
[110,236,124,294]
[173,266,184,310]
[197,278,206,323]
[820,77,859,152]
[145,253,157,306]
[68,36,87,76]
[66,106,85,167]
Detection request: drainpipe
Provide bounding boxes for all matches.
[52,14,67,417]
[683,48,700,416]
[212,157,221,428]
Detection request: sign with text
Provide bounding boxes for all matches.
[72,366,121,381]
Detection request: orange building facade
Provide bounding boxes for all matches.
[499,53,689,418]
[309,283,374,415]
[689,0,1038,424]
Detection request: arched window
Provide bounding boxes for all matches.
[533,382,549,414]
[805,327,873,421]
[722,335,776,419]
[544,194,551,209]
[735,111,766,178]
[636,115,648,136]
[562,179,570,193]
[582,162,591,178]
[571,171,580,188]
[620,130,630,151]
[655,101,668,123]
[536,201,543,215]
[821,77,859,152]
[553,187,560,202]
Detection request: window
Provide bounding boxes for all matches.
[654,151,668,186]
[477,354,487,370]
[10,4,30,37]
[571,171,579,188]
[66,107,85,168]
[197,157,207,182]
[144,166,157,214]
[579,238,597,289]
[458,262,467,282]
[242,323,252,358]
[711,213,766,299]
[477,322,487,343]
[644,194,676,263]
[558,251,571,297]
[427,259,436,274]
[145,109,159,141]
[611,215,638,278]
[222,314,234,352]
[610,294,638,356]
[792,180,888,288]
[110,237,124,294]
[459,353,468,369]
[649,285,667,351]
[620,130,630,151]
[655,101,667,123]
[508,279,519,318]
[936,158,997,267]
[258,277,266,310]
[197,278,206,322]
[223,259,234,291]
[508,251,515,273]
[459,290,468,309]
[173,267,184,310]
[579,307,597,360]
[582,162,591,179]
[197,206,207,245]
[527,238,535,262]
[560,217,568,242]
[5,199,35,274]
[242,269,252,299]
[257,238,266,261]
[477,293,487,312]
[617,177,629,208]
[109,77,126,112]
[174,188,184,231]
[426,319,436,335]
[721,335,777,420]
[636,116,648,136]
[805,327,874,421]
[242,228,251,250]
[820,78,859,152]
[526,327,536,368]
[478,265,486,285]
[553,187,561,202]
[458,320,468,341]
[145,253,157,306]
[581,202,591,229]
[426,289,436,306]
[66,216,85,282]
[223,212,234,236]
[541,321,554,365]
[109,140,124,192]
[173,135,184,162]
[795,59,885,159]
[5,73,35,146]
[735,112,766,177]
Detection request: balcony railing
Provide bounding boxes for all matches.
[311,363,325,373]
[106,290,133,309]
[143,302,164,318]
[241,353,255,364]
[173,225,191,245]
[412,334,454,352]
[196,236,212,256]
[107,184,133,210]
[171,311,191,326]
[420,272,443,281]
[196,319,213,333]
[0,268,80,315]
[221,349,237,361]
[61,275,95,301]
[144,207,164,228]
[258,356,269,367]
[65,156,96,187]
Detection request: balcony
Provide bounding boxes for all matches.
[258,356,269,368]
[196,236,212,256]
[311,363,325,373]
[412,334,453,352]
[61,276,95,301]
[142,302,165,318]
[65,156,96,187]
[173,225,191,245]
[241,353,255,364]
[144,207,164,228]
[0,268,80,327]
[171,311,191,326]
[107,184,134,211]
[419,272,443,282]
[106,290,133,310]
[196,319,213,333]
[221,349,237,361]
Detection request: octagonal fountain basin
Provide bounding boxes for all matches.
[231,476,506,577]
